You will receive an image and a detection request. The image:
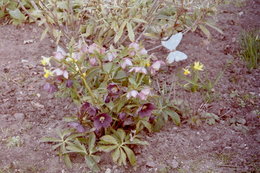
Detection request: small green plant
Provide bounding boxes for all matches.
[239,30,260,70]
[6,136,22,147]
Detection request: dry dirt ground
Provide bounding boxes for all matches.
[0,0,259,173]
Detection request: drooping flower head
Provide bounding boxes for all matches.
[53,68,69,79]
[43,83,58,93]
[150,60,165,75]
[129,42,147,56]
[80,102,98,117]
[126,90,139,99]
[129,67,147,74]
[93,113,112,130]
[105,83,121,103]
[66,80,73,88]
[53,46,66,61]
[138,87,152,100]
[193,61,204,71]
[138,103,156,118]
[89,58,98,66]
[88,43,106,54]
[121,58,133,69]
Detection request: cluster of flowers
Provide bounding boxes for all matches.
[41,41,166,132]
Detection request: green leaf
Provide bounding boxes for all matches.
[141,120,152,132]
[112,147,120,163]
[122,146,136,166]
[127,22,135,42]
[114,20,127,43]
[88,132,96,153]
[85,156,100,172]
[8,8,25,21]
[63,154,72,168]
[98,145,118,152]
[119,148,127,166]
[199,24,211,38]
[129,77,137,86]
[100,135,118,145]
[130,138,149,145]
[103,62,113,73]
[116,129,126,142]
[165,109,181,126]
[205,22,223,34]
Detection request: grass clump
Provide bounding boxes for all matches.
[239,30,260,70]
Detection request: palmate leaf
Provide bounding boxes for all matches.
[8,8,26,21]
[112,147,120,163]
[98,144,118,152]
[85,155,100,172]
[114,20,127,43]
[88,132,96,153]
[118,148,127,166]
[64,154,72,169]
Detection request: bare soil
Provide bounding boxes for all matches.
[0,1,259,173]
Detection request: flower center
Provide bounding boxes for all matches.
[99,116,105,123]
[111,87,118,93]
[142,105,147,110]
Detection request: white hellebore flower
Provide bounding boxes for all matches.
[53,68,69,79]
[121,58,133,69]
[129,67,147,74]
[126,90,139,99]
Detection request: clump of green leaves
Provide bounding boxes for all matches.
[239,30,260,70]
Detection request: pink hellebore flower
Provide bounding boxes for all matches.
[88,43,106,54]
[89,58,98,66]
[129,42,148,56]
[53,46,66,60]
[106,52,117,62]
[126,90,139,99]
[138,87,152,100]
[53,68,69,79]
[121,58,133,69]
[77,40,88,53]
[150,60,165,75]
[129,67,147,74]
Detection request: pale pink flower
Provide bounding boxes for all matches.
[121,58,133,69]
[53,68,69,79]
[138,87,152,100]
[150,60,165,75]
[129,42,147,56]
[77,40,88,53]
[106,52,117,62]
[129,67,147,74]
[89,58,98,66]
[88,43,106,54]
[126,90,139,99]
[53,46,66,60]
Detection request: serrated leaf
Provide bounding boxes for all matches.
[100,135,118,145]
[112,147,120,163]
[122,146,136,166]
[64,154,72,168]
[98,144,118,152]
[8,8,25,21]
[130,138,149,145]
[119,148,127,166]
[85,155,100,172]
[114,20,127,43]
[127,22,135,42]
[88,132,96,153]
[141,120,152,132]
[165,109,180,126]
[199,24,211,38]
[116,129,126,142]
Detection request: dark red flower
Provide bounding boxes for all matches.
[66,80,73,88]
[80,102,97,117]
[138,103,156,118]
[93,113,112,130]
